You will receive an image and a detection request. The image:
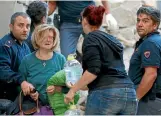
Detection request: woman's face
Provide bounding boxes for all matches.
[81,17,88,34]
[39,30,54,50]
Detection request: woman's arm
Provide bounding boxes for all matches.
[64,70,97,104]
[71,70,96,93]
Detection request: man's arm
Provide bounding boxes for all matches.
[100,0,118,31]
[48,1,57,16]
[101,0,110,14]
[0,45,33,95]
[136,67,157,100]
[0,45,25,84]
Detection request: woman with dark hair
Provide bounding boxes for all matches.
[64,5,138,115]
[26,1,48,52]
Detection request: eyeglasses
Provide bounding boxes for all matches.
[78,17,83,23]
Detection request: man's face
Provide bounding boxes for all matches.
[10,16,31,42]
[136,13,157,38]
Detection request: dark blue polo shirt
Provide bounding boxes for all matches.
[58,1,95,23]
[0,33,31,100]
[0,33,31,84]
[128,33,161,89]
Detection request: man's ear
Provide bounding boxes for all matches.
[153,22,158,30]
[42,16,47,24]
[9,24,13,31]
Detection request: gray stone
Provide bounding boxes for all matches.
[121,0,142,14]
[115,33,135,47]
[119,26,135,41]
[108,0,125,9]
[111,6,136,28]
[123,47,134,72]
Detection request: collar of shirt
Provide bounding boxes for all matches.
[135,31,160,50]
[10,32,23,46]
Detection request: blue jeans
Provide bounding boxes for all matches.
[0,99,12,114]
[85,88,138,115]
[137,98,161,115]
[60,22,83,58]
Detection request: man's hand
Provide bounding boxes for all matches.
[30,91,39,101]
[21,81,34,96]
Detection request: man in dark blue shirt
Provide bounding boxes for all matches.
[0,12,34,103]
[128,6,161,115]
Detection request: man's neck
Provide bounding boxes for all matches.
[140,30,159,40]
[10,32,23,45]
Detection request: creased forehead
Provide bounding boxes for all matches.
[14,16,31,24]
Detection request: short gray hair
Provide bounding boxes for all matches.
[10,12,30,25]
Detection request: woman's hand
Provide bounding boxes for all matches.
[30,91,39,101]
[21,81,35,96]
[46,85,55,94]
[46,85,62,94]
[64,89,75,104]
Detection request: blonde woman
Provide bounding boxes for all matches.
[19,24,66,105]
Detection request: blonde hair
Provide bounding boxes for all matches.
[31,24,59,51]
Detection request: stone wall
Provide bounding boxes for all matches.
[0,1,30,37]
